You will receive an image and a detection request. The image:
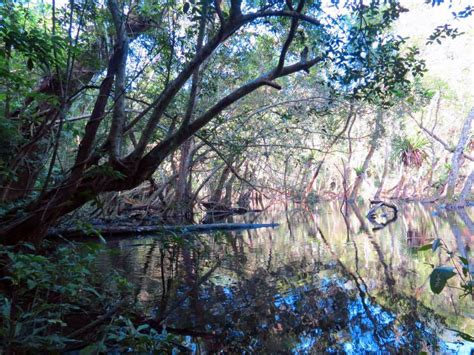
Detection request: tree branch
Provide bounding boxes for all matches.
[107,0,129,161]
[136,55,323,179]
[126,7,322,161]
[407,108,473,162]
[214,0,225,24]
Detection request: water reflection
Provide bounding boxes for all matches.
[99,202,474,353]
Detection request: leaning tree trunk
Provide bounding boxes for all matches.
[0,12,151,203]
[445,107,474,202]
[172,1,207,216]
[0,0,326,245]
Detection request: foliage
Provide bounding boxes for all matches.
[0,242,177,352]
[418,239,474,297]
[354,166,365,177]
[432,163,451,190]
[427,0,473,45]
[392,135,429,168]
[0,0,432,243]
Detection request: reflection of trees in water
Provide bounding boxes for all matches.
[99,203,474,351]
[348,203,396,291]
[151,244,444,352]
[402,203,433,249]
[316,226,444,353]
[114,234,445,352]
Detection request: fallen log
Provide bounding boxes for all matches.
[47,222,280,240]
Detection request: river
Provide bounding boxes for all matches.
[98,202,474,353]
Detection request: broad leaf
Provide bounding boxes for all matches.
[418,243,433,252]
[430,266,456,294]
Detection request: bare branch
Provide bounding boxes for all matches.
[107,0,130,161]
[242,9,321,26]
[127,8,322,161]
[261,80,282,90]
[407,108,474,162]
[181,0,208,128]
[197,135,265,195]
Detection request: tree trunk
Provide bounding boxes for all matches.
[374,143,389,200]
[303,106,356,199]
[0,2,325,245]
[223,174,237,206]
[349,145,375,200]
[210,165,232,204]
[175,138,195,208]
[349,109,382,200]
[0,11,150,203]
[445,107,474,201]
[457,168,474,205]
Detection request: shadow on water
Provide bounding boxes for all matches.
[98,202,474,353]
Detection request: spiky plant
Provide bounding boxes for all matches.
[392,135,429,168]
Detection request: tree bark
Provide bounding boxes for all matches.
[107,0,129,161]
[175,139,195,208]
[457,168,474,206]
[223,174,238,206]
[373,142,389,200]
[210,165,232,204]
[445,107,474,201]
[349,109,382,200]
[349,145,375,200]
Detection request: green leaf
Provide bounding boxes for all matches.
[459,256,469,265]
[430,266,456,294]
[417,243,433,252]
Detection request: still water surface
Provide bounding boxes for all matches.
[100,202,474,353]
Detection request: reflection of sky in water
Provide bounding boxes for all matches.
[101,203,474,353]
[273,281,429,353]
[446,338,474,354]
[276,281,474,354]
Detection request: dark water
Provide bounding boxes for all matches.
[99,202,474,353]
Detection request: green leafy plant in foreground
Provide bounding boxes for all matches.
[418,239,473,296]
[0,242,176,353]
